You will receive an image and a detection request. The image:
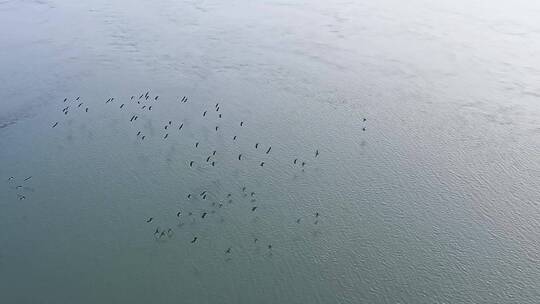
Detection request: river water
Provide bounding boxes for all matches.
[1,0,539,303]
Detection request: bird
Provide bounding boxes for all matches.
[233,136,237,140]
[200,191,207,196]
[215,126,219,131]
[301,162,306,167]
[120,104,124,109]
[363,118,367,122]
[219,114,222,118]
[189,161,194,167]
[76,96,80,100]
[164,133,169,139]
[169,121,172,125]
[137,131,141,136]
[177,211,181,217]
[362,127,366,131]
[203,111,207,117]
[296,218,301,223]
[179,123,183,130]
[148,106,152,110]
[225,248,231,254]
[146,217,153,223]
[24,176,32,181]
[85,107,89,112]
[266,147,272,154]
[211,161,215,166]
[315,212,320,217]
[315,150,319,157]
[255,143,259,149]
[260,162,264,167]
[250,192,255,197]
[195,142,199,148]
[240,121,244,126]
[141,136,146,140]
[164,125,168,130]
[155,96,159,100]
[251,206,257,211]
[206,156,211,162]
[201,212,207,218]
[167,228,173,237]
[191,237,198,243]
[187,194,192,199]
[212,150,216,156]
[215,103,219,108]
[294,158,298,164]
[238,154,242,160]
[8,176,14,181]
[52,122,58,128]
[63,98,67,102]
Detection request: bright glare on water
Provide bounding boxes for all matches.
[1,0,539,303]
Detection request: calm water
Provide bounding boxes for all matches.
[1,0,539,303]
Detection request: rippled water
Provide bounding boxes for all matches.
[1,0,539,303]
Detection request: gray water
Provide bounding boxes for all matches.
[1,0,539,303]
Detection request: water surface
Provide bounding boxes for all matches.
[1,0,539,303]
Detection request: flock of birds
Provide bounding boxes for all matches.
[7,91,367,257]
